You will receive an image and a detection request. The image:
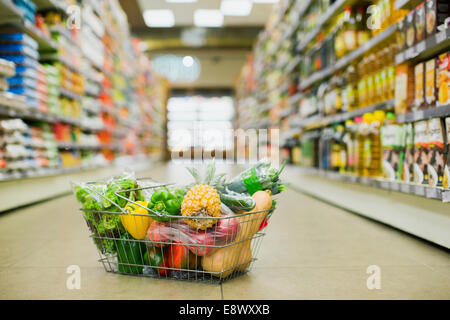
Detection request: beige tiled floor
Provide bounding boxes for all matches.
[0,162,449,299]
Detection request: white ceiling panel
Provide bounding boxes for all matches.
[137,0,276,27]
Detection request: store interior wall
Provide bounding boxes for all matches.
[148,49,249,89]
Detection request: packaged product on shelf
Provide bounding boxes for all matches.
[425,0,450,37]
[12,0,36,23]
[395,64,414,114]
[426,118,445,186]
[415,2,426,43]
[444,117,450,189]
[381,114,403,180]
[343,120,357,174]
[437,52,450,107]
[397,18,406,51]
[425,58,437,107]
[362,114,374,177]
[402,124,415,183]
[405,9,416,48]
[414,62,425,110]
[413,120,429,184]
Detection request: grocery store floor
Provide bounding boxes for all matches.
[0,161,449,300]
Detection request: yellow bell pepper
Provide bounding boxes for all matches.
[121,201,152,240]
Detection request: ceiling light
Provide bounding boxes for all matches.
[166,0,196,2]
[182,56,194,67]
[194,9,224,27]
[253,0,279,3]
[220,0,252,16]
[143,10,175,28]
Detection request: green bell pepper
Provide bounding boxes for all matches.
[114,232,147,275]
[144,247,170,276]
[147,189,183,222]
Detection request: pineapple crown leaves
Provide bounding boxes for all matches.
[185,159,227,189]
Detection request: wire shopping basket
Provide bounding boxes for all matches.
[79,180,272,283]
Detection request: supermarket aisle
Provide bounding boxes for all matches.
[0,162,449,299]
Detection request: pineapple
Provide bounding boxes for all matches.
[181,161,224,230]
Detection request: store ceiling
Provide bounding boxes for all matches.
[119,0,276,50]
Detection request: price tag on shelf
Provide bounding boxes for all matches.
[435,30,446,44]
[395,52,404,64]
[442,190,450,202]
[391,181,400,191]
[379,180,390,189]
[405,47,415,60]
[400,183,411,194]
[414,185,425,196]
[416,40,426,53]
[413,110,425,121]
[425,187,439,199]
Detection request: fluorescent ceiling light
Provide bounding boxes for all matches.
[166,0,196,2]
[253,0,279,3]
[143,10,175,27]
[220,0,252,16]
[194,9,224,27]
[182,56,194,67]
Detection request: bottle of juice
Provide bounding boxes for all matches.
[363,113,374,177]
[374,49,384,103]
[356,6,370,48]
[334,12,346,58]
[336,125,348,174]
[355,116,368,176]
[343,6,357,54]
[366,54,376,105]
[369,110,386,177]
[357,57,367,107]
[344,120,357,173]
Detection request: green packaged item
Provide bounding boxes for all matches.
[115,232,147,275]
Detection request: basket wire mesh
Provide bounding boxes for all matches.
[80,180,272,284]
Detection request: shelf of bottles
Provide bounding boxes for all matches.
[236,0,450,199]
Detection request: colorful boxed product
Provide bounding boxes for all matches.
[426,118,445,187]
[425,0,450,37]
[437,52,450,107]
[425,58,437,107]
[414,62,425,110]
[413,120,429,185]
[443,118,450,189]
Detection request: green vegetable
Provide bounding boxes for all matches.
[115,232,147,275]
[144,247,169,276]
[219,188,256,212]
[226,159,287,195]
[73,172,144,254]
[148,189,183,222]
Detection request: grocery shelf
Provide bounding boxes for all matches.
[394,0,422,10]
[299,24,396,90]
[287,165,450,248]
[288,92,304,106]
[57,142,119,151]
[59,87,82,101]
[395,27,450,65]
[49,25,79,47]
[295,166,450,202]
[0,163,109,182]
[34,0,68,12]
[0,0,58,51]
[290,99,395,130]
[284,55,300,73]
[396,104,450,123]
[0,156,160,212]
[296,0,356,52]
